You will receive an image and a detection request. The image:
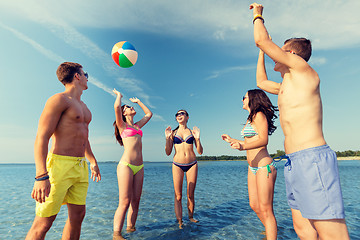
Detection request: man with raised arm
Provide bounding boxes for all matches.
[249,3,349,240]
[26,62,101,240]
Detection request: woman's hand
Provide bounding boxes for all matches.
[165,126,172,139]
[221,134,232,143]
[192,126,200,139]
[129,97,140,104]
[113,88,122,98]
[230,141,245,151]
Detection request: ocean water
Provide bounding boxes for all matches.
[0,160,359,240]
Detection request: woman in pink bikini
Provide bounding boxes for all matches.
[165,109,203,229]
[222,89,278,240]
[112,88,152,240]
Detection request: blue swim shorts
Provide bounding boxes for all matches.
[284,145,345,220]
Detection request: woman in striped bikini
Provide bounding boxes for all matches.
[112,89,152,240]
[165,110,203,229]
[222,89,278,240]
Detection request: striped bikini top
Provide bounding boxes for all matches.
[241,121,258,138]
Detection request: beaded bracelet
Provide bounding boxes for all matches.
[253,14,264,24]
[35,175,50,181]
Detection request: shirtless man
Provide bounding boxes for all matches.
[26,62,101,240]
[249,3,349,240]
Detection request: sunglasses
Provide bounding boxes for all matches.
[84,72,89,79]
[243,96,248,101]
[175,112,187,117]
[123,105,132,112]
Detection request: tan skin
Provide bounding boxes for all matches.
[26,68,101,240]
[112,89,152,240]
[222,92,277,240]
[165,111,203,229]
[250,3,350,240]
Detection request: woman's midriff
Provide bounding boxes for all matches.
[173,146,196,164]
[246,147,272,168]
[121,140,143,165]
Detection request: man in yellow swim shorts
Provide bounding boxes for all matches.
[26,62,101,240]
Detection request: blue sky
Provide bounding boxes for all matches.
[0,0,359,163]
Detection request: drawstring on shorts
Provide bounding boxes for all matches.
[273,155,291,171]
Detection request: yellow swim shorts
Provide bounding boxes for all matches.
[36,152,89,217]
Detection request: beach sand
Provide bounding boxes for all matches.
[337,156,360,160]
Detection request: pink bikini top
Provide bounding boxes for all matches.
[120,124,143,138]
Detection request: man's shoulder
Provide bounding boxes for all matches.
[48,92,68,100]
[293,59,318,75]
[44,92,71,110]
[287,65,319,85]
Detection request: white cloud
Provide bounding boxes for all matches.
[206,64,255,80]
[151,114,165,122]
[0,21,65,63]
[309,57,327,66]
[0,5,156,111]
[0,21,115,96]
[88,76,114,95]
[115,78,154,108]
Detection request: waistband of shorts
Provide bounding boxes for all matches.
[287,144,331,159]
[48,152,86,161]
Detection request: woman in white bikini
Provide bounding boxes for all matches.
[222,89,278,240]
[112,89,152,240]
[165,109,203,229]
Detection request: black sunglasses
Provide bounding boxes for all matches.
[123,105,132,112]
[84,72,89,79]
[243,96,248,101]
[175,112,187,117]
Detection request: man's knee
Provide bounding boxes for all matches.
[68,205,86,223]
[77,208,86,221]
[26,216,56,239]
[312,219,350,240]
[293,220,318,239]
[34,220,54,232]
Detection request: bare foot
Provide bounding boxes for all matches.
[189,217,199,223]
[126,226,136,232]
[178,219,183,229]
[113,231,126,240]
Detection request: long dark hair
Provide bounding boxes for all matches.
[172,109,189,133]
[247,89,278,135]
[113,105,127,146]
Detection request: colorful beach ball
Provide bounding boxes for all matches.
[111,41,138,68]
